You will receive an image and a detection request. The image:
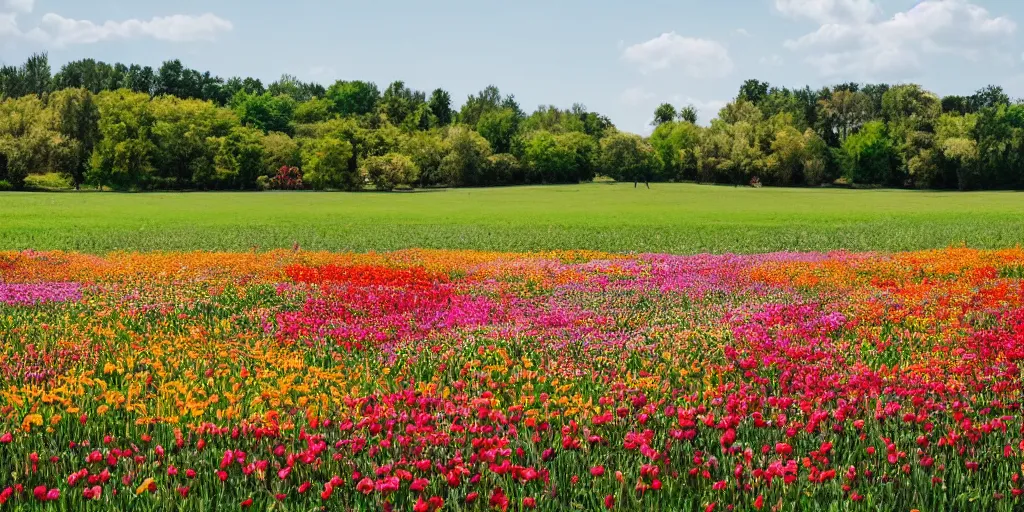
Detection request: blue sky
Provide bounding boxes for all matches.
[1,0,1022,133]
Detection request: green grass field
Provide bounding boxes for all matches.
[1,183,1023,254]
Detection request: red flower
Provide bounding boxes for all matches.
[410,478,429,492]
[356,477,374,495]
[241,498,253,508]
[754,495,764,510]
[0,433,12,444]
[414,497,430,512]
[774,443,793,456]
[523,497,537,509]
[490,488,509,512]
[604,495,615,509]
[591,466,606,477]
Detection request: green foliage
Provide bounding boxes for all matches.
[599,132,660,184]
[427,89,454,126]
[23,172,71,190]
[362,152,419,191]
[268,74,325,103]
[1,50,1023,192]
[150,95,236,189]
[88,90,157,190]
[650,121,700,181]
[301,136,357,190]
[652,104,677,126]
[205,126,265,189]
[477,108,521,154]
[401,130,449,187]
[292,97,334,124]
[840,121,897,185]
[488,153,524,185]
[718,99,763,125]
[379,80,425,127]
[46,88,100,188]
[520,130,597,184]
[231,92,296,134]
[261,132,302,178]
[441,126,492,186]
[677,105,699,125]
[326,80,380,117]
[459,85,504,128]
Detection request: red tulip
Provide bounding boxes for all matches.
[774,443,792,456]
[414,497,430,512]
[523,497,537,509]
[605,495,615,509]
[356,477,374,494]
[241,498,253,508]
[411,478,429,492]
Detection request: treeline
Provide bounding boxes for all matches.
[0,53,1021,191]
[649,80,1023,190]
[0,53,624,191]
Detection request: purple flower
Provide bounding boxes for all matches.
[0,282,82,306]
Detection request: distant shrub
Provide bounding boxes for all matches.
[24,173,73,190]
[362,153,418,191]
[269,166,303,190]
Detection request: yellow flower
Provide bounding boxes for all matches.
[135,478,154,495]
[20,414,43,433]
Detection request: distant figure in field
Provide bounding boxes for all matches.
[634,169,650,189]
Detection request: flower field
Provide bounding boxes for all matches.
[4,248,1024,511]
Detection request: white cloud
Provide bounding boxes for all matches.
[3,0,32,13]
[735,28,751,37]
[759,54,784,67]
[775,0,880,24]
[0,12,19,37]
[780,0,1015,78]
[620,86,655,106]
[37,13,232,46]
[622,32,733,78]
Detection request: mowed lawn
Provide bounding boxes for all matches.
[1,183,1023,253]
